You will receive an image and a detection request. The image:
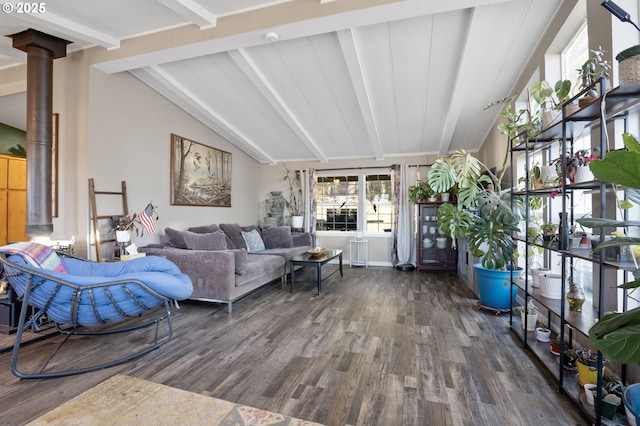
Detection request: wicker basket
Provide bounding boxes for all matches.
[617,44,640,85]
[538,273,562,299]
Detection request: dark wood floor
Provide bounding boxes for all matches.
[0,266,587,425]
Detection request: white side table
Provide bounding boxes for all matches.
[349,239,368,267]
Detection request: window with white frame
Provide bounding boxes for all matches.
[315,171,392,233]
[562,24,588,94]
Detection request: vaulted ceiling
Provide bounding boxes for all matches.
[0,0,566,164]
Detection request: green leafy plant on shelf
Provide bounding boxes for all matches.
[576,46,611,99]
[408,180,435,203]
[576,133,640,364]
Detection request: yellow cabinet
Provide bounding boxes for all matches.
[0,154,27,245]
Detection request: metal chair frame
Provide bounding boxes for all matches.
[0,254,175,379]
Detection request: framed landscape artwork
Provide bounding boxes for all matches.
[170,134,232,207]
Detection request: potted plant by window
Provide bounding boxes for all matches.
[576,46,611,108]
[283,164,304,229]
[551,148,600,183]
[577,132,640,364]
[531,79,572,128]
[427,147,526,310]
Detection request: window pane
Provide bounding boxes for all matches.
[316,175,359,231]
[365,174,392,232]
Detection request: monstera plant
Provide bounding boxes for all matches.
[427,148,526,310]
[577,133,640,364]
[428,149,525,270]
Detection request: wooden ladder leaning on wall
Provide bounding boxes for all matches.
[88,178,128,262]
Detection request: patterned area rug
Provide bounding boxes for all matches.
[28,374,324,426]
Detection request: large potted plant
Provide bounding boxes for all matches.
[427,146,526,309]
[576,133,640,364]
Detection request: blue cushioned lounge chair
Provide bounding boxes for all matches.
[0,242,193,379]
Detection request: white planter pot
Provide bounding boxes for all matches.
[535,327,551,342]
[440,193,450,202]
[538,273,563,299]
[291,215,304,229]
[542,110,561,128]
[115,230,131,243]
[530,267,550,288]
[573,165,594,183]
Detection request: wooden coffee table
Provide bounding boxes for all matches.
[290,249,343,295]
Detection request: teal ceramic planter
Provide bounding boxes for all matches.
[473,263,523,309]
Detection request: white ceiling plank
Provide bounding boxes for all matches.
[157,0,218,29]
[228,48,328,162]
[130,66,277,164]
[337,29,384,160]
[4,5,120,49]
[436,7,491,156]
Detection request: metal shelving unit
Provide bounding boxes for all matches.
[510,81,640,425]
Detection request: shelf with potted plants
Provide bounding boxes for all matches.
[510,67,640,424]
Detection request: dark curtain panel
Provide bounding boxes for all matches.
[390,164,400,266]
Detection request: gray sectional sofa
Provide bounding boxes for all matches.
[140,223,313,313]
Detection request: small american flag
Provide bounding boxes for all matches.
[139,203,156,235]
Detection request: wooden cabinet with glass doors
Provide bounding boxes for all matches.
[416,202,457,270]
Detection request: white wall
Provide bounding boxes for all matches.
[83,69,262,251]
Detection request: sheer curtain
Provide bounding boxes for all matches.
[391,164,412,266]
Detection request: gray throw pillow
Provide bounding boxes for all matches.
[183,230,228,251]
[187,224,220,234]
[165,227,188,249]
[220,223,244,250]
[241,229,265,252]
[262,226,293,249]
[188,224,234,248]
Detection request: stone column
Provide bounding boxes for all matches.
[11,30,68,239]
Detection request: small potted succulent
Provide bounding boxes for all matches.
[535,323,551,342]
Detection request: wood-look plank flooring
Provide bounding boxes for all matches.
[0,267,587,425]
